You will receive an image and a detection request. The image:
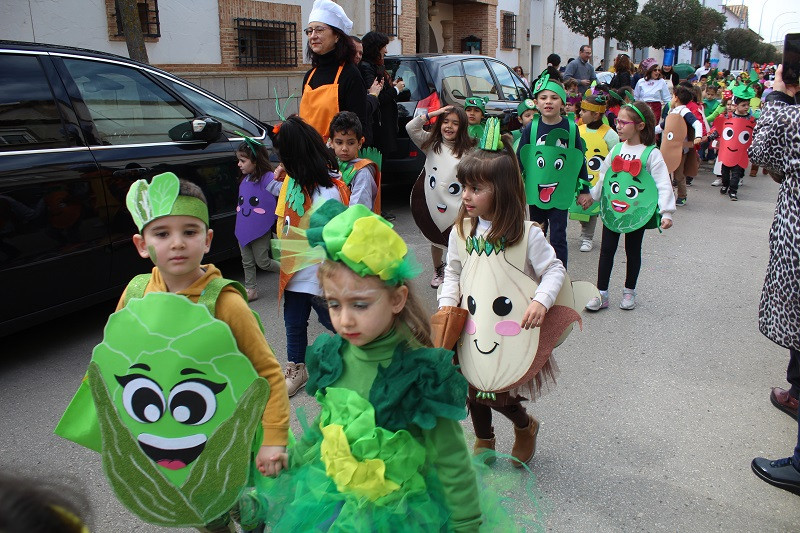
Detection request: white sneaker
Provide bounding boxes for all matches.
[246,288,258,302]
[430,263,445,288]
[284,362,308,397]
[620,288,636,310]
[711,178,722,186]
[586,290,609,311]
[580,239,593,252]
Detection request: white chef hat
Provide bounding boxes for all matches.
[308,0,353,35]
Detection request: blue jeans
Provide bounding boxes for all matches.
[529,206,568,268]
[283,290,334,364]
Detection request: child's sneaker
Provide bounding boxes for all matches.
[686,176,694,186]
[730,192,738,201]
[675,197,687,206]
[246,288,258,302]
[711,178,722,186]
[430,263,445,288]
[586,290,609,311]
[720,186,728,195]
[619,288,636,310]
[580,239,593,252]
[284,362,308,397]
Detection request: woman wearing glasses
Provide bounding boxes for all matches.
[299,0,367,142]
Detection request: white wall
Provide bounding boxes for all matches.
[495,0,521,65]
[1,0,223,63]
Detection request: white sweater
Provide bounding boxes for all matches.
[590,142,676,222]
[438,218,566,310]
[406,114,460,189]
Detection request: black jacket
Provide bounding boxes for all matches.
[359,60,399,153]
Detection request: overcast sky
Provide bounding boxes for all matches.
[732,0,800,43]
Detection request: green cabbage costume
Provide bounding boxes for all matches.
[599,144,660,233]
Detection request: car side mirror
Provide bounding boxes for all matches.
[169,117,222,142]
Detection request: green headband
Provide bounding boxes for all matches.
[624,103,646,122]
[478,117,502,151]
[464,96,488,113]
[126,172,209,232]
[517,98,535,115]
[308,201,420,285]
[532,71,567,104]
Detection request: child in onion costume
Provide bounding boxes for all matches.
[439,119,581,468]
[241,201,528,531]
[585,102,675,311]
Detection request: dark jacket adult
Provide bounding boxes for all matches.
[301,49,368,139]
[359,60,398,153]
[661,68,680,90]
[610,70,632,89]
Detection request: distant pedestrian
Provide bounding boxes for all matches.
[634,58,670,119]
[563,45,596,92]
[513,65,530,87]
[546,53,562,81]
[610,54,634,89]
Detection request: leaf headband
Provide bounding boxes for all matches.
[270,87,297,136]
[624,103,646,122]
[234,130,265,158]
[533,70,567,104]
[125,172,209,232]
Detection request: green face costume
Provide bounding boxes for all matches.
[520,118,584,210]
[599,145,660,233]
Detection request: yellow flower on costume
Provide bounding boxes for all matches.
[320,423,401,500]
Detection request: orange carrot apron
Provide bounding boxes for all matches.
[275,176,351,301]
[299,64,344,142]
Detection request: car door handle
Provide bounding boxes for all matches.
[112,168,152,178]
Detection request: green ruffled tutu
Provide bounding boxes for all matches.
[243,388,546,532]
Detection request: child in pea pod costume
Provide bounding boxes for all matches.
[465,96,488,139]
[240,201,533,532]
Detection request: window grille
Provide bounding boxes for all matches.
[502,13,516,49]
[115,0,161,38]
[374,0,398,37]
[235,18,298,68]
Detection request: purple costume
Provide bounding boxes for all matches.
[235,172,278,246]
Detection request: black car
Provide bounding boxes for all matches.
[381,54,533,182]
[0,41,271,336]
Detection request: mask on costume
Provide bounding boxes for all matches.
[520,123,584,210]
[424,164,463,233]
[717,116,755,168]
[599,151,659,233]
[236,174,278,247]
[660,113,688,173]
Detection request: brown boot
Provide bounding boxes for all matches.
[510,415,539,468]
[473,428,496,465]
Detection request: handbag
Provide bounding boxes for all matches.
[430,305,468,350]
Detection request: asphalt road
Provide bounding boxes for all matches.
[1,164,798,532]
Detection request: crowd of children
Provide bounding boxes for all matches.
[42,50,782,532]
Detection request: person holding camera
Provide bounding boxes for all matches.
[748,63,800,497]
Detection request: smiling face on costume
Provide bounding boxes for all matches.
[458,245,541,393]
[520,128,583,209]
[321,263,407,347]
[717,115,755,168]
[600,154,659,233]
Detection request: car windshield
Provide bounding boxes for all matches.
[384,59,429,101]
[160,77,261,137]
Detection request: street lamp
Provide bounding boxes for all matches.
[769,12,800,43]
[771,16,800,44]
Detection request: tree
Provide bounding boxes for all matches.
[117,0,149,64]
[416,0,429,53]
[557,0,603,48]
[718,28,761,69]
[620,13,657,61]
[751,42,779,65]
[641,0,703,51]
[598,0,639,68]
[689,7,726,65]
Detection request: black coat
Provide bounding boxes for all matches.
[359,60,399,154]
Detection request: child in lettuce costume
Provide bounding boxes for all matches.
[241,201,536,531]
[55,173,290,532]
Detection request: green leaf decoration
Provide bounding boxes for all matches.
[466,236,504,256]
[285,177,306,216]
[125,179,150,231]
[359,147,383,171]
[478,117,502,152]
[148,172,180,220]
